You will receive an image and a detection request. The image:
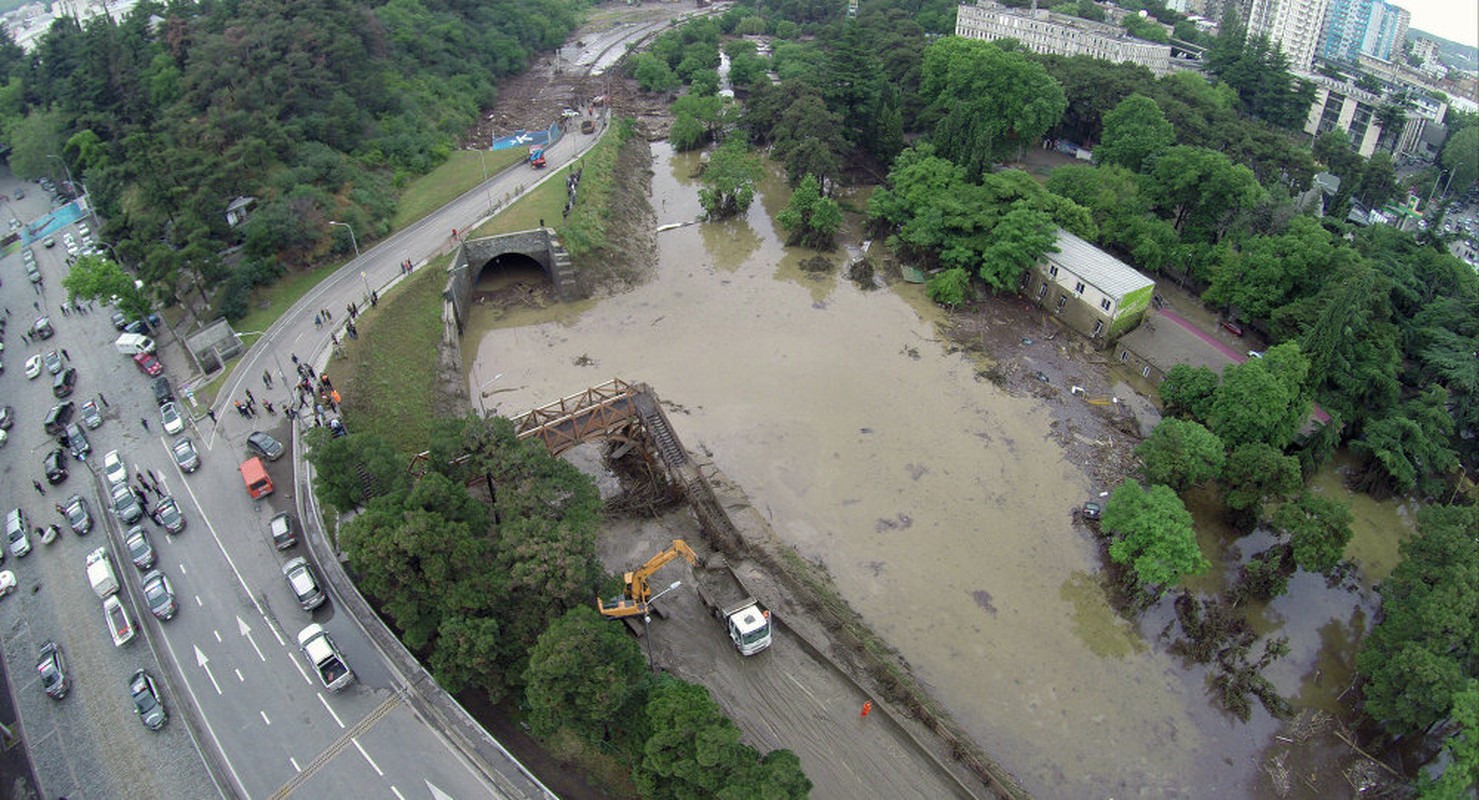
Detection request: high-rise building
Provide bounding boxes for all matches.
[1247,0,1331,71]
[1362,3,1409,62]
[1319,0,1378,63]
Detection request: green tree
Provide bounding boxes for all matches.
[1204,216,1340,323]
[1418,680,1479,799]
[1101,480,1209,598]
[1134,418,1226,491]
[524,606,647,744]
[1272,492,1353,575]
[698,136,762,219]
[338,472,497,650]
[428,615,508,700]
[633,53,681,93]
[1221,443,1301,515]
[1206,342,1311,450]
[1095,94,1175,172]
[1440,126,1479,197]
[636,677,810,799]
[776,174,843,249]
[1350,386,1459,498]
[5,108,67,180]
[1357,505,1479,736]
[919,37,1067,178]
[61,254,151,324]
[1148,145,1264,241]
[976,203,1059,292]
[1159,364,1220,422]
[301,428,408,511]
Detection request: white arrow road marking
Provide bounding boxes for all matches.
[427,781,456,800]
[238,616,266,662]
[195,645,222,695]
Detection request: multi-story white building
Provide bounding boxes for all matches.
[1302,73,1386,156]
[955,1,1174,76]
[1247,0,1331,71]
[1360,2,1408,62]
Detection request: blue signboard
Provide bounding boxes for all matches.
[490,121,563,151]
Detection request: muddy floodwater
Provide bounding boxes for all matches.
[464,143,1403,797]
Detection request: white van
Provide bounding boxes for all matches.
[114,333,156,355]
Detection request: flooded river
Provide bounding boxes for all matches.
[464,143,1412,798]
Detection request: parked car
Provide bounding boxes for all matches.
[43,350,63,375]
[1220,320,1245,337]
[80,400,103,430]
[24,355,42,379]
[154,497,185,535]
[64,495,92,535]
[111,483,144,525]
[5,508,29,559]
[103,449,128,488]
[52,366,77,398]
[267,512,297,549]
[1081,500,1102,521]
[132,353,163,377]
[30,316,53,339]
[43,448,69,484]
[6,508,31,558]
[111,310,129,330]
[159,402,184,435]
[171,437,199,473]
[129,669,168,730]
[0,405,13,430]
[282,557,326,611]
[125,527,155,570]
[37,642,69,700]
[43,402,75,436]
[41,234,54,248]
[247,431,284,461]
[63,422,89,460]
[141,571,177,620]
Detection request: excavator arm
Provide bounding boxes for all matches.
[598,539,699,618]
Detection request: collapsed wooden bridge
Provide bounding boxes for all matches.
[510,378,745,555]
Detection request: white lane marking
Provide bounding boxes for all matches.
[179,563,188,575]
[260,710,271,726]
[194,595,202,607]
[391,786,406,800]
[352,738,383,776]
[317,693,345,728]
[238,616,267,662]
[195,645,223,695]
[289,756,301,773]
[164,439,285,645]
[288,652,312,686]
[213,630,222,643]
[234,668,244,682]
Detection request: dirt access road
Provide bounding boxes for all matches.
[597,467,984,800]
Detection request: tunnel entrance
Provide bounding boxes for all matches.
[472,252,555,311]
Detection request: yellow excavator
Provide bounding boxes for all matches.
[597,539,698,618]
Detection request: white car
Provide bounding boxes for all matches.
[25,355,42,379]
[103,450,128,488]
[159,402,184,435]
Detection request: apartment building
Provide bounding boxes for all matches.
[955,1,1174,76]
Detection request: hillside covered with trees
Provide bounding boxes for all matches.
[0,0,580,316]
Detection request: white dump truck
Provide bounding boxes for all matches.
[86,547,119,598]
[694,573,773,656]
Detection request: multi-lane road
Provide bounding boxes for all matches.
[0,119,601,799]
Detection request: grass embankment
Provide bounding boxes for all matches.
[334,255,453,457]
[392,149,527,231]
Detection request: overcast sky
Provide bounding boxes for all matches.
[1398,0,1478,49]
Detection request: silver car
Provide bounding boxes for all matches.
[282,557,326,611]
[171,437,200,473]
[141,571,177,620]
[111,483,144,525]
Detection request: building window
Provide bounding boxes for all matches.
[1091,320,1104,337]
[1048,264,1059,278]
[1074,281,1085,294]
[1100,298,1112,312]
[1036,283,1048,301]
[1119,349,1130,363]
[1055,295,1067,313]
[1141,365,1151,378]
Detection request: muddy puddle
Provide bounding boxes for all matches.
[462,143,1411,798]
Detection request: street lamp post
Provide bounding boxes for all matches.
[328,221,359,258]
[476,372,503,415]
[360,270,370,301]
